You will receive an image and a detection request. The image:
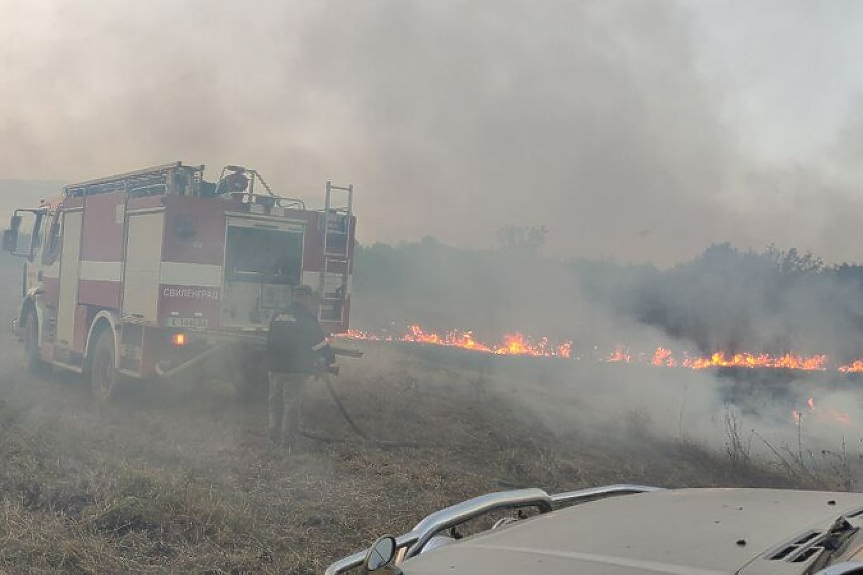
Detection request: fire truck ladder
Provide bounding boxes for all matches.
[64,162,205,198]
[318,180,353,324]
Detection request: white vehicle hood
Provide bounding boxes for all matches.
[402,488,863,575]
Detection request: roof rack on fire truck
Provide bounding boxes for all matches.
[63,162,309,211]
[64,162,205,199]
[215,165,306,210]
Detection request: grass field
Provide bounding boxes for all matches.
[0,253,857,573]
[2,339,849,574]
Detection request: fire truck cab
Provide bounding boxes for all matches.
[3,162,356,398]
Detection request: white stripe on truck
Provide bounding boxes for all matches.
[79,261,123,282]
[302,271,319,289]
[160,262,223,287]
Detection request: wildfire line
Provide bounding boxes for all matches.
[338,325,863,373]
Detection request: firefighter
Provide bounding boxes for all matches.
[266,284,336,448]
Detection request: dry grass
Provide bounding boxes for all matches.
[0,337,842,574]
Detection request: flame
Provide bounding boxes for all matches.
[339,325,863,376]
[829,410,854,426]
[607,347,632,363]
[791,409,802,425]
[556,341,572,359]
[343,325,571,358]
[652,347,675,367]
[679,352,827,371]
[494,333,533,355]
[791,397,853,427]
[839,360,863,373]
[343,329,374,340]
[340,325,863,427]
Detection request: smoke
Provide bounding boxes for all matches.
[4,0,863,479]
[350,237,863,471]
[3,0,862,264]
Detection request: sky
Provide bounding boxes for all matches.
[1,0,862,265]
[691,1,863,164]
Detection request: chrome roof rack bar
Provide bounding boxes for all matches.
[324,484,661,575]
[405,488,553,559]
[551,484,665,507]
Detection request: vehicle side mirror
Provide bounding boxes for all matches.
[364,535,399,573]
[2,215,21,253]
[2,229,16,253]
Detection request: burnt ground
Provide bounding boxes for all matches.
[0,254,856,574]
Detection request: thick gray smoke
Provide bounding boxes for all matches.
[4,0,863,475]
[2,0,862,264]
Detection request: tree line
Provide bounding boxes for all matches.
[351,234,863,359]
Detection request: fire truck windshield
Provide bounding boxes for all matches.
[225,226,302,285]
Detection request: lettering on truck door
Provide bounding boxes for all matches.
[56,210,83,347]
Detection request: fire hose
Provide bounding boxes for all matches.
[297,370,420,449]
[299,372,369,441]
[159,342,418,447]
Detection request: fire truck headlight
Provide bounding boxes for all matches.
[170,333,187,347]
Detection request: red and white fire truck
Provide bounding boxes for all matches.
[2,162,356,398]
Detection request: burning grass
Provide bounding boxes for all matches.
[342,325,572,358]
[340,324,863,372]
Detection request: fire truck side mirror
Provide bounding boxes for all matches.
[2,215,21,253]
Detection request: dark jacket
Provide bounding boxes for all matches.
[266,303,335,373]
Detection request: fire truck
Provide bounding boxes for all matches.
[2,162,356,399]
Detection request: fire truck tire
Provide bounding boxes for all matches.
[89,329,123,400]
[23,313,45,373]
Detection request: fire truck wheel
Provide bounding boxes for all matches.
[23,313,45,373]
[90,330,122,400]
